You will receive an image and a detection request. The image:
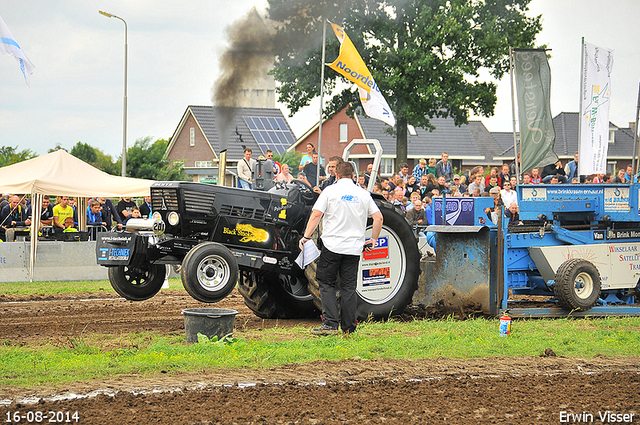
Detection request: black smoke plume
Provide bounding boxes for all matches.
[212,7,275,152]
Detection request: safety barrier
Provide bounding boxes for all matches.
[0,241,108,282]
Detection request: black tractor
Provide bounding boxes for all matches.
[97,142,421,320]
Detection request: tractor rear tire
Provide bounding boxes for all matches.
[554,258,601,311]
[181,242,238,303]
[238,270,319,319]
[305,199,421,320]
[108,263,166,301]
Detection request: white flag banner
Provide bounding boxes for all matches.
[0,14,35,86]
[579,41,613,175]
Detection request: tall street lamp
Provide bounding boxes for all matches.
[99,10,128,177]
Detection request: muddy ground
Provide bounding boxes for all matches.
[1,287,639,424]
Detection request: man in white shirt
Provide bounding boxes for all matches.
[500,181,518,208]
[237,148,255,189]
[299,162,383,335]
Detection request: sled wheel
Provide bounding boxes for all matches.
[108,263,166,301]
[554,258,601,311]
[238,270,319,319]
[181,242,238,303]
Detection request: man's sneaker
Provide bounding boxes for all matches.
[310,324,339,336]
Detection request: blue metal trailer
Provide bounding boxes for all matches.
[420,184,640,317]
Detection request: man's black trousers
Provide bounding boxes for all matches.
[315,248,360,333]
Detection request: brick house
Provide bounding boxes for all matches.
[291,107,497,177]
[165,105,296,185]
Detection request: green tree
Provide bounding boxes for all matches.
[66,141,119,175]
[267,0,542,166]
[126,137,186,181]
[95,150,119,175]
[48,143,67,153]
[0,146,37,167]
[70,142,98,163]
[274,150,301,171]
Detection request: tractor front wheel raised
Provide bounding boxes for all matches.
[181,242,238,303]
[554,258,601,311]
[108,263,166,301]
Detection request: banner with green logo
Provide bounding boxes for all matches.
[513,49,557,174]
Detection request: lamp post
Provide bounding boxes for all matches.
[99,10,128,177]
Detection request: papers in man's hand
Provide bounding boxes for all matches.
[295,239,320,269]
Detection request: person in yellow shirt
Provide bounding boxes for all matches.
[53,196,74,233]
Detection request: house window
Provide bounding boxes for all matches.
[189,127,195,146]
[339,123,348,142]
[607,161,617,174]
[380,158,394,176]
[609,128,616,143]
[407,124,417,136]
[195,161,213,168]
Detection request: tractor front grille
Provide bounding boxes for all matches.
[151,188,179,211]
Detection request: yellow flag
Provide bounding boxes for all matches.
[327,22,395,127]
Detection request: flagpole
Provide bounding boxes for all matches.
[632,82,640,178]
[315,19,327,188]
[577,37,585,179]
[509,47,520,182]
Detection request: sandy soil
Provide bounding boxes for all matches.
[1,289,639,424]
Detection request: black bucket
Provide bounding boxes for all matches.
[182,308,238,343]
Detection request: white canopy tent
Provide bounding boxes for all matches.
[0,150,155,280]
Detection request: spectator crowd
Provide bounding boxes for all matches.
[0,193,154,242]
[252,148,639,235]
[3,149,634,245]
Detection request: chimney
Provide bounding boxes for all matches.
[630,122,635,131]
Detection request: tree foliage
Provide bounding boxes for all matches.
[126,137,186,181]
[70,142,98,163]
[274,150,301,170]
[48,143,67,153]
[95,151,120,176]
[267,0,542,165]
[0,146,37,167]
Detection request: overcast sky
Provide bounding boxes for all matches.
[1,0,639,158]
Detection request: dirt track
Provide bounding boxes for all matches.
[1,288,639,424]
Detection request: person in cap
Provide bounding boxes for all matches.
[453,174,466,193]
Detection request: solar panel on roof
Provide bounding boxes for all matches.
[245,117,257,130]
[243,116,295,156]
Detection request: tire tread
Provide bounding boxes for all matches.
[554,258,601,311]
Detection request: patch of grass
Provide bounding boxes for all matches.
[1,316,638,388]
[0,278,183,295]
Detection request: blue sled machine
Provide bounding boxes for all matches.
[419,184,640,318]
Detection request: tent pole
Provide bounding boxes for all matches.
[29,192,42,282]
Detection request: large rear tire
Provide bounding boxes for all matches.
[554,258,601,311]
[108,263,166,301]
[181,242,238,303]
[305,200,421,320]
[238,270,319,319]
